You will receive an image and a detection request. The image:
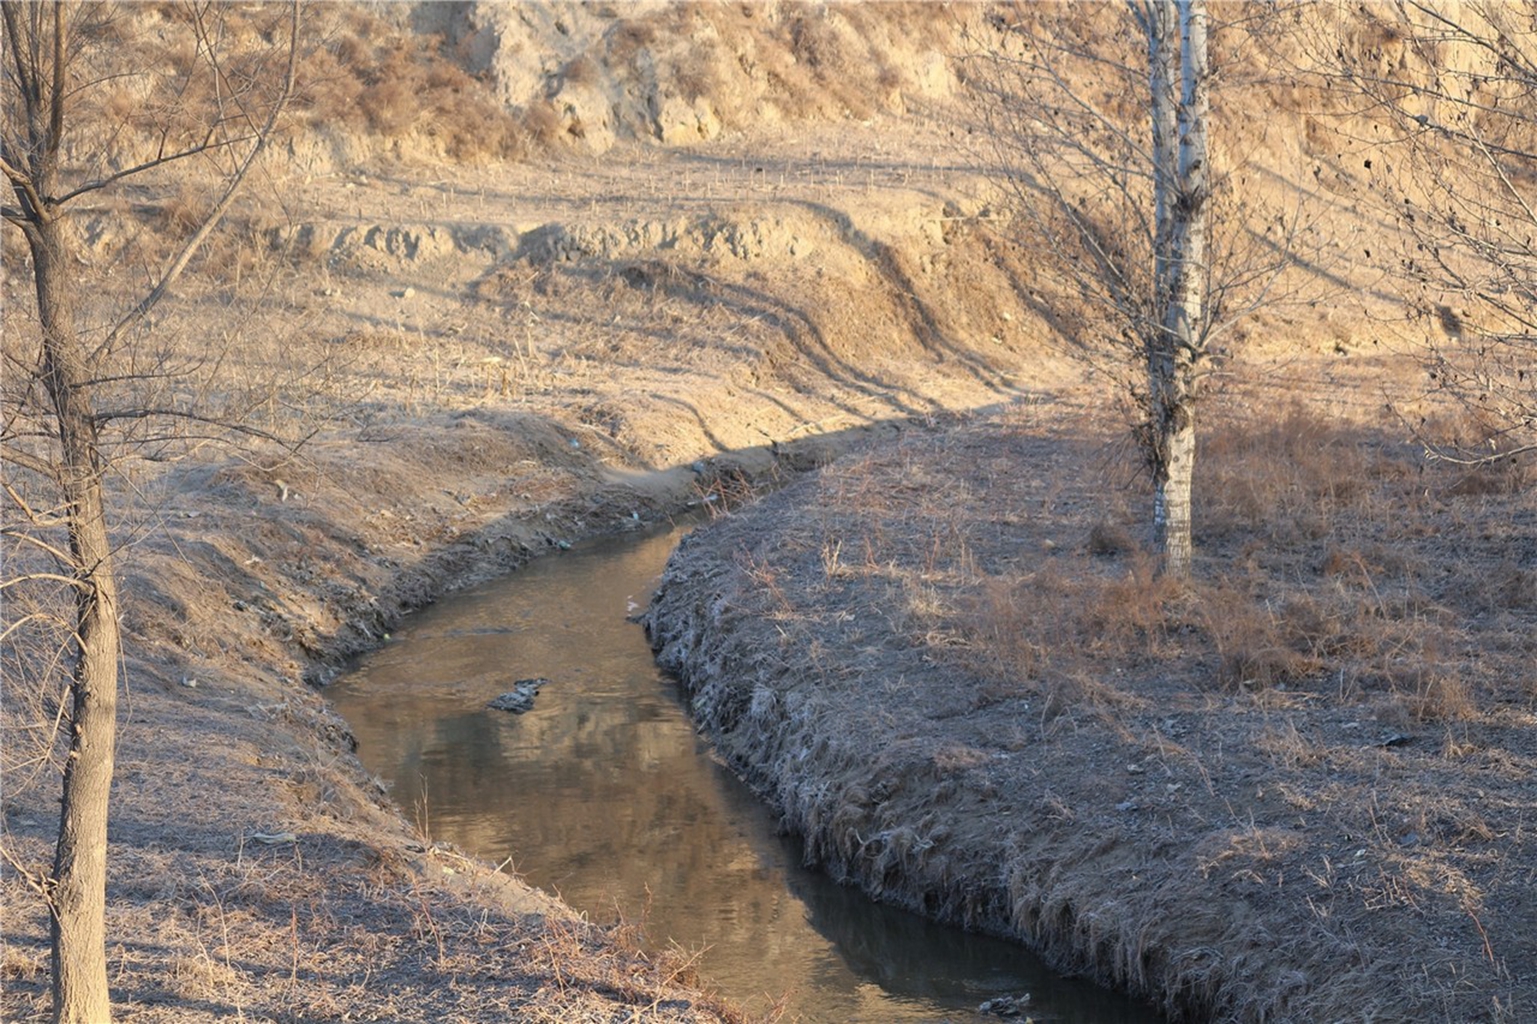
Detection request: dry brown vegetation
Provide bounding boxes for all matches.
[292,6,552,163]
[959,402,1533,722]
[0,396,772,1023]
[648,393,1537,1022]
[279,1,975,163]
[4,1,1535,1021]
[2,823,749,1023]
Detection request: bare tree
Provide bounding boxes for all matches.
[1,4,296,1020]
[971,1,1308,576]
[1332,0,1537,466]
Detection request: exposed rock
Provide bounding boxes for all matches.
[487,678,549,714]
[979,994,1031,1017]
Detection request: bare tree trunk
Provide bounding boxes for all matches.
[980,3,1293,575]
[4,7,120,1017]
[3,5,296,1019]
[29,215,120,1024]
[1147,0,1209,579]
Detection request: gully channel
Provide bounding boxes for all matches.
[328,521,1159,1023]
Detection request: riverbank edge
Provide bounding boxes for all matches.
[638,447,1492,1024]
[1,428,851,1021]
[641,474,1189,1018]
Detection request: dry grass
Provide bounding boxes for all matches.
[6,4,1530,1019]
[292,8,543,162]
[648,393,1537,1023]
[2,832,751,1024]
[936,403,1522,726]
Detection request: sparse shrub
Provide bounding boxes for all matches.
[1203,587,1324,691]
[673,48,722,103]
[1087,520,1134,556]
[153,193,203,235]
[1085,553,1188,658]
[964,551,1190,693]
[1443,561,1537,617]
[1410,672,1478,722]
[359,77,417,135]
[333,31,368,68]
[1419,409,1535,494]
[1199,403,1403,544]
[940,397,1514,729]
[1253,721,1327,769]
[519,102,565,150]
[965,572,1053,682]
[562,55,599,88]
[290,12,530,163]
[1443,458,1528,497]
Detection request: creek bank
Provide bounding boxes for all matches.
[643,413,1535,1024]
[0,414,885,1023]
[643,459,1156,1003]
[329,518,1156,1023]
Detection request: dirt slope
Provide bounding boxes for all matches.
[1,96,1078,1024]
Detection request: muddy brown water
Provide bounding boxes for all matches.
[329,523,1160,1023]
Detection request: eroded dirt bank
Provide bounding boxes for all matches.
[0,414,786,1022]
[645,409,1537,1023]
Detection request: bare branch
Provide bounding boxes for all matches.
[1,530,75,568]
[0,445,58,478]
[1,573,89,594]
[52,132,262,206]
[1,3,37,117]
[0,152,47,221]
[91,405,286,440]
[89,2,298,364]
[1423,442,1537,467]
[3,481,73,530]
[46,2,63,166]
[0,841,53,903]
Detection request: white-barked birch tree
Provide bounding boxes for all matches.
[973,0,1306,577]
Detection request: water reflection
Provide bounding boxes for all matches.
[329,524,1158,1023]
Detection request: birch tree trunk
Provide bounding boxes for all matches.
[1146,0,1209,578]
[978,2,1282,577]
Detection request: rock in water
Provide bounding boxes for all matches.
[979,994,1031,1017]
[487,678,549,714]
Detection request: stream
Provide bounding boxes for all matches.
[328,522,1159,1023]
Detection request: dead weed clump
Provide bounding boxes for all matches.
[966,554,1188,688]
[1200,403,1416,545]
[293,9,536,163]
